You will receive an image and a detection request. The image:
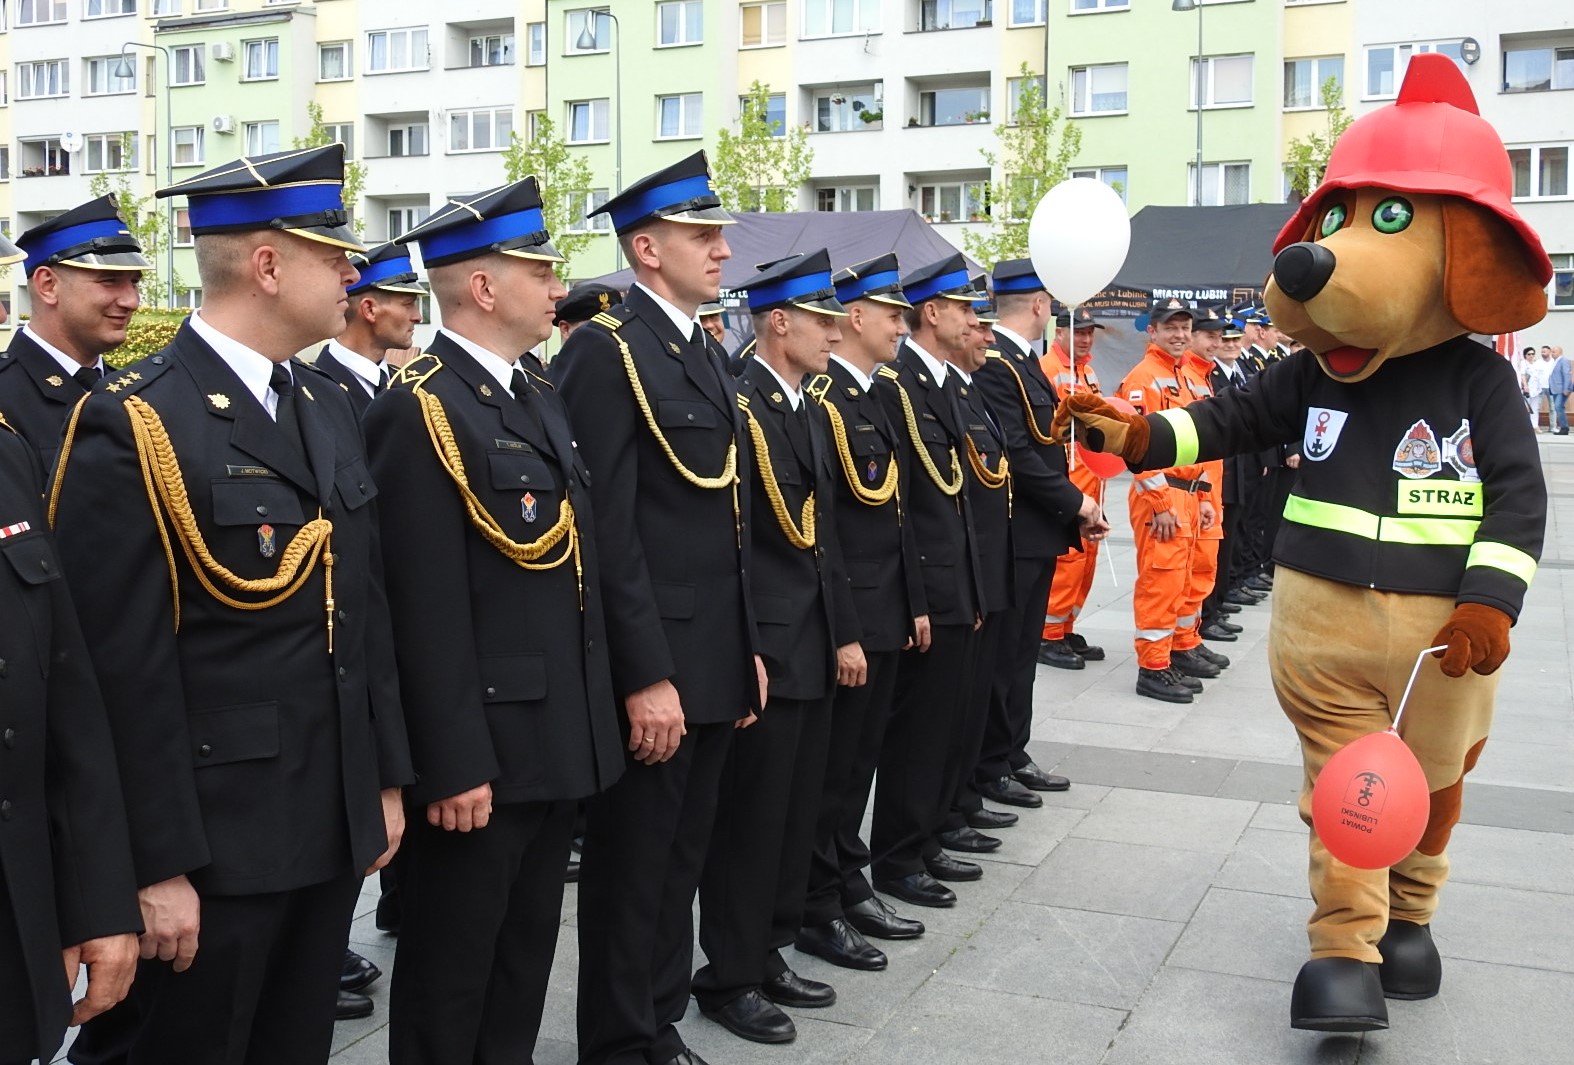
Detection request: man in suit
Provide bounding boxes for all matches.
[364,177,625,1064]
[314,242,426,420]
[0,232,142,1065]
[55,144,411,1065]
[1200,321,1251,643]
[693,251,861,1044]
[0,195,147,473]
[797,254,929,971]
[867,254,985,910]
[552,151,763,1065]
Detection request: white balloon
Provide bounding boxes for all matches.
[1027,178,1132,307]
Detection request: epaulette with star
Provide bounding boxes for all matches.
[806,374,832,402]
[392,352,443,390]
[100,359,166,396]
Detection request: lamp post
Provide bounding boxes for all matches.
[114,41,176,309]
[1172,0,1203,206]
[576,8,622,268]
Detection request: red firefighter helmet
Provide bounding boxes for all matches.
[1276,53,1552,285]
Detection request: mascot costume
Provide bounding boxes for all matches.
[1054,53,1550,1032]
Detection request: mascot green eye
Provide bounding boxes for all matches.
[1372,197,1414,234]
[1319,204,1347,238]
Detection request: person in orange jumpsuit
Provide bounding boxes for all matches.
[1119,297,1212,703]
[1173,309,1232,679]
[1037,305,1108,670]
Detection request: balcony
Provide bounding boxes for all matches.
[913,0,993,33]
[1502,34,1574,95]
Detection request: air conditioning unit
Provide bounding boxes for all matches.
[212,115,237,134]
[211,42,236,62]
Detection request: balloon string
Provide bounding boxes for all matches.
[1104,538,1117,588]
[1392,644,1449,734]
[1066,302,1078,473]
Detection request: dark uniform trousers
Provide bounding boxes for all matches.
[553,287,758,1065]
[58,325,411,1065]
[1204,362,1253,623]
[870,348,983,880]
[364,337,623,1065]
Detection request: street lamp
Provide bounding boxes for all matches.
[114,41,176,309]
[576,8,623,268]
[1172,0,1204,206]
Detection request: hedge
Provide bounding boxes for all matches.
[105,308,192,370]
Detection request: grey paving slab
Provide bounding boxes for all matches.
[1431,880,1574,973]
[678,1012,875,1065]
[1458,780,1574,834]
[1045,717,1169,751]
[1248,800,1307,834]
[1069,787,1258,854]
[784,930,963,1030]
[1469,735,1574,790]
[969,802,1085,868]
[1051,746,1239,796]
[933,900,1183,1011]
[1446,822,1574,895]
[1166,888,1310,984]
[874,858,1033,940]
[1214,759,1304,804]
[1212,828,1312,900]
[1015,837,1224,922]
[1154,706,1303,763]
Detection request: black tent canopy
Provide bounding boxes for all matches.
[1102,202,1296,307]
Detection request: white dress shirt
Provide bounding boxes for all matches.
[189,311,285,420]
[634,282,703,342]
[18,325,105,378]
[829,353,874,392]
[755,356,803,410]
[905,338,949,384]
[438,328,520,397]
[322,340,386,397]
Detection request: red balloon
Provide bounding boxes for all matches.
[1311,729,1431,869]
[1072,394,1139,479]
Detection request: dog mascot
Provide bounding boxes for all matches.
[1054,53,1550,1032]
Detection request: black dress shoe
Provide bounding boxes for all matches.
[1191,644,1231,669]
[701,990,796,1043]
[341,950,381,993]
[1377,920,1441,1000]
[335,990,374,1021]
[967,807,1018,830]
[977,774,1043,808]
[1065,633,1105,661]
[796,918,887,971]
[1246,576,1273,593]
[1136,667,1193,703]
[1289,957,1388,1032]
[374,893,400,934]
[1217,618,1243,632]
[1199,621,1238,642]
[1225,588,1262,606]
[846,896,926,938]
[873,872,957,909]
[1012,760,1070,792]
[937,826,1001,853]
[565,858,581,883]
[1037,639,1085,670]
[761,967,836,1008]
[1170,648,1221,678]
[1218,600,1242,615]
[924,851,982,882]
[660,1051,710,1065]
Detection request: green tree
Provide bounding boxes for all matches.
[964,64,1083,265]
[501,115,596,276]
[294,101,368,236]
[711,81,813,212]
[88,136,172,305]
[1284,78,1355,200]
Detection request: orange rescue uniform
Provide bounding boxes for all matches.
[1174,350,1224,653]
[1040,342,1103,642]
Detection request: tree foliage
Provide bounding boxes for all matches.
[964,64,1084,266]
[294,102,368,236]
[1284,78,1355,200]
[106,308,189,369]
[502,115,596,276]
[711,81,814,212]
[88,137,173,306]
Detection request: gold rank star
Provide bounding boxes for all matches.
[45,375,64,387]
[479,383,494,397]
[208,393,231,409]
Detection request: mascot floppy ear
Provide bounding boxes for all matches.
[1441,199,1550,335]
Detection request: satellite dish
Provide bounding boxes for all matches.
[60,132,83,153]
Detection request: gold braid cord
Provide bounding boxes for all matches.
[989,355,1057,446]
[966,435,1010,489]
[123,397,335,647]
[817,397,898,507]
[415,389,583,605]
[46,395,89,528]
[741,405,815,550]
[894,386,963,496]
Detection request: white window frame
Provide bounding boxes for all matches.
[917,180,988,224]
[1069,0,1128,12]
[172,125,204,166]
[812,85,882,133]
[566,9,611,55]
[526,23,547,66]
[84,133,136,174]
[173,287,203,310]
[1069,63,1128,116]
[1071,165,1128,202]
[241,38,280,82]
[656,1,703,47]
[1503,44,1574,95]
[0,74,6,107]
[21,138,71,178]
[816,185,878,212]
[917,0,988,32]
[1191,54,1254,110]
[386,205,430,241]
[85,0,137,18]
[17,60,69,100]
[318,41,351,82]
[1283,55,1344,110]
[172,44,205,86]
[195,0,229,10]
[1364,41,1464,100]
[657,93,703,140]
[387,122,429,157]
[740,1,785,48]
[244,120,280,156]
[567,98,610,144]
[448,107,513,154]
[1550,253,1574,310]
[323,122,354,160]
[469,33,514,68]
[804,0,879,39]
[152,0,182,15]
[1508,144,1571,201]
[563,189,612,234]
[16,1,67,26]
[367,27,430,74]
[920,85,991,126]
[1190,161,1251,206]
[85,56,137,97]
[174,207,193,247]
[1006,75,1046,122]
[1009,0,1046,27]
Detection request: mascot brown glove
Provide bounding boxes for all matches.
[1051,393,1151,465]
[1430,602,1512,677]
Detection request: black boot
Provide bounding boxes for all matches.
[1289,957,1389,1032]
[1136,667,1193,703]
[1377,920,1442,1000]
[1065,633,1105,661]
[1037,639,1085,670]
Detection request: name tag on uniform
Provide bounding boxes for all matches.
[494,439,534,453]
[1396,482,1483,517]
[854,424,876,432]
[920,411,938,422]
[226,465,276,477]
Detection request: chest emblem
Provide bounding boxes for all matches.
[521,492,538,523]
[45,375,64,388]
[1392,419,1442,479]
[0,520,33,540]
[1302,407,1349,462]
[1445,421,1478,482]
[867,458,879,482]
[257,523,277,558]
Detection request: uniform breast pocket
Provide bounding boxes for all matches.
[210,479,307,527]
[3,534,62,676]
[657,400,718,430]
[916,418,950,448]
[487,450,559,493]
[333,458,378,511]
[190,701,281,768]
[480,652,548,705]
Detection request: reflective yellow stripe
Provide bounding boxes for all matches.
[1467,541,1538,585]
[1380,516,1479,546]
[1284,494,1486,547]
[1283,495,1379,539]
[1156,408,1198,466]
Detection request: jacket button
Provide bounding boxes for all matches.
[484,686,496,698]
[520,475,530,484]
[38,559,50,574]
[256,505,269,516]
[337,667,348,679]
[0,800,12,820]
[152,356,165,365]
[198,744,212,758]
[0,658,6,677]
[3,728,15,749]
[686,413,695,422]
[337,609,348,621]
[358,482,366,492]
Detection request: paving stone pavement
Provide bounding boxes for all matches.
[79,441,1573,1065]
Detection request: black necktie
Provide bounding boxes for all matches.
[510,369,550,450]
[269,363,307,464]
[785,399,811,469]
[375,364,389,394]
[73,366,101,392]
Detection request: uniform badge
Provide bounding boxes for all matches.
[208,393,231,410]
[669,342,682,354]
[847,387,860,398]
[1392,419,1443,479]
[479,383,493,397]
[867,458,878,482]
[299,386,314,402]
[598,292,612,311]
[0,520,32,540]
[257,523,277,558]
[1302,407,1348,462]
[1446,421,1479,482]
[771,392,784,404]
[521,492,538,523]
[45,375,64,388]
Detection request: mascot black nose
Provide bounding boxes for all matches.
[1273,242,1336,302]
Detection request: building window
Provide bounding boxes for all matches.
[0,74,7,107]
[814,85,882,132]
[657,93,703,139]
[18,60,70,99]
[1192,54,1254,109]
[196,0,228,9]
[1069,63,1127,115]
[816,185,878,212]
[172,125,204,166]
[449,107,512,153]
[1009,0,1045,26]
[17,1,67,26]
[368,28,430,73]
[85,56,137,96]
[919,0,991,32]
[388,123,429,157]
[153,0,181,14]
[1071,0,1128,10]
[1504,45,1574,94]
[657,1,703,46]
[172,45,205,86]
[85,0,137,17]
[526,23,547,66]
[1551,254,1574,309]
[563,190,612,233]
[1284,56,1344,109]
[566,9,611,54]
[1006,75,1046,122]
[1365,41,1464,99]
[469,34,514,67]
[1071,165,1128,202]
[319,42,351,81]
[387,206,430,241]
[567,99,610,143]
[173,209,194,246]
[84,133,136,173]
[740,92,788,136]
[244,120,280,156]
[173,287,203,310]
[19,139,70,178]
[242,39,280,81]
[0,149,9,182]
[1190,161,1251,206]
[324,123,354,159]
[918,180,988,223]
[919,85,990,126]
[1509,145,1570,200]
[804,0,879,37]
[740,1,785,47]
